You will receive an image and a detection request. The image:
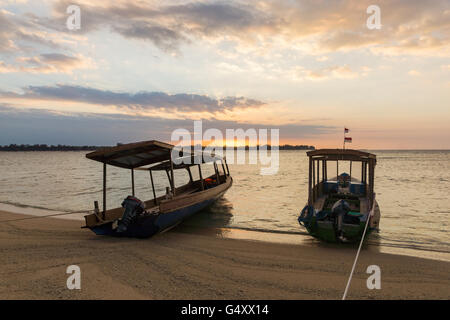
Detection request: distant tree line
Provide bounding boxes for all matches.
[188,144,315,150]
[0,144,102,151]
[0,143,315,151]
[278,145,315,150]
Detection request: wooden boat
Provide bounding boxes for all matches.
[83,140,233,238]
[298,149,380,243]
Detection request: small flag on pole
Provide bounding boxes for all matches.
[343,127,351,149]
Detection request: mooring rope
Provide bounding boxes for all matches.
[0,210,91,223]
[342,195,376,300]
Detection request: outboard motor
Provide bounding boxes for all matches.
[116,196,145,233]
[331,199,351,241]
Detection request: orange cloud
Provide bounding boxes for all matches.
[293,65,360,81]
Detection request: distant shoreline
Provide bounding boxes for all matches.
[0,144,315,152]
[0,145,100,151]
[1,145,448,152]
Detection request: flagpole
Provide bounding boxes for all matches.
[343,127,345,150]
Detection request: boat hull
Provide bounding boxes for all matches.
[88,177,232,238]
[90,214,159,238]
[298,201,380,243]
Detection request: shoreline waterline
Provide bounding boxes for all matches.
[0,202,87,221]
[1,202,448,263]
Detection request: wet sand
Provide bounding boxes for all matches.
[0,210,448,300]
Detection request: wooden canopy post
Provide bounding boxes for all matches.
[322,160,325,182]
[361,160,364,183]
[214,161,220,183]
[198,164,204,190]
[165,169,172,187]
[336,160,339,178]
[170,159,175,195]
[371,160,375,192]
[149,169,157,205]
[367,159,373,208]
[362,162,365,184]
[187,166,193,182]
[316,159,320,182]
[366,162,368,185]
[102,162,106,218]
[349,161,352,181]
[131,168,135,196]
[308,156,312,206]
[221,160,226,179]
[316,159,320,198]
[312,158,316,203]
[370,159,375,208]
[368,160,372,207]
[224,159,230,176]
[364,162,367,184]
[365,162,368,184]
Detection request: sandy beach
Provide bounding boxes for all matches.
[0,210,448,300]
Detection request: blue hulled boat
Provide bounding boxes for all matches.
[83,140,233,238]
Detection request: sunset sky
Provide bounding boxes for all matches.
[0,0,449,149]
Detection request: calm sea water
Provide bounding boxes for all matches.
[0,150,449,259]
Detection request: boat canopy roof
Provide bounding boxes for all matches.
[137,155,217,171]
[307,149,376,162]
[86,140,224,169]
[86,140,173,169]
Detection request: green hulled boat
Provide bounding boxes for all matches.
[298,149,380,243]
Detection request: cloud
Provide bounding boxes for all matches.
[0,7,90,76]
[0,84,266,113]
[0,53,94,73]
[316,56,328,62]
[293,65,359,81]
[0,9,71,53]
[34,0,450,57]
[3,0,449,69]
[289,0,450,56]
[0,10,19,52]
[408,70,421,76]
[34,0,278,55]
[111,22,186,53]
[0,104,334,145]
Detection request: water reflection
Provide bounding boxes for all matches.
[173,197,234,237]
